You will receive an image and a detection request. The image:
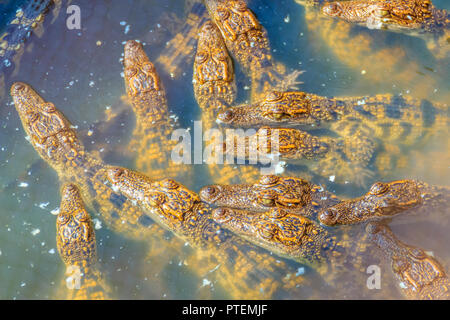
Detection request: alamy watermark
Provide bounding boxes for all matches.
[169,121,284,175]
[366,265,381,290]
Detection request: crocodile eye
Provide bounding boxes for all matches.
[57,213,70,225]
[12,82,26,92]
[260,197,275,207]
[369,182,389,195]
[160,178,178,190]
[195,52,208,64]
[258,223,276,240]
[212,207,232,223]
[218,109,234,123]
[409,248,426,260]
[108,167,125,183]
[27,111,39,123]
[379,9,390,17]
[75,210,89,222]
[217,8,230,20]
[199,185,221,202]
[214,50,227,62]
[322,3,341,16]
[318,208,338,225]
[266,208,287,219]
[142,62,154,73]
[266,91,283,102]
[258,175,279,186]
[125,67,137,78]
[234,1,247,12]
[270,112,285,121]
[42,102,56,113]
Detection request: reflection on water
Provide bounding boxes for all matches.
[0,0,448,299]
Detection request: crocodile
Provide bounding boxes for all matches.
[193,20,262,184]
[56,183,112,300]
[294,0,448,102]
[123,40,191,182]
[321,0,450,59]
[318,180,450,226]
[215,90,449,184]
[366,222,450,299]
[106,165,392,298]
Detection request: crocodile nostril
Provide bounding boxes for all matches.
[12,82,26,92]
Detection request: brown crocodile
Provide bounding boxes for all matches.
[318,180,450,226]
[123,40,191,182]
[204,0,302,101]
[199,174,340,218]
[321,0,450,59]
[106,165,391,297]
[366,222,450,299]
[193,20,262,184]
[10,81,322,299]
[56,183,112,300]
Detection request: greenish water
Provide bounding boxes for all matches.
[0,0,449,299]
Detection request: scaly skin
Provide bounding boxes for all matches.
[124,40,191,182]
[156,1,209,78]
[366,222,450,299]
[204,0,302,101]
[200,174,340,217]
[193,20,261,184]
[296,0,447,101]
[56,184,112,300]
[321,0,450,59]
[319,180,450,226]
[105,166,338,299]
[217,91,449,183]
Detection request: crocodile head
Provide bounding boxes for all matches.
[123,40,167,122]
[56,184,97,267]
[319,180,425,225]
[200,175,313,212]
[193,20,236,107]
[212,207,333,264]
[11,82,84,167]
[321,0,446,33]
[216,91,345,126]
[366,222,448,299]
[106,166,201,232]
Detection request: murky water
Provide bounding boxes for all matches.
[0,0,449,299]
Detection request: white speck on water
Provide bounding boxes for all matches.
[89,81,95,87]
[357,99,366,105]
[284,15,290,23]
[361,70,366,75]
[50,208,60,216]
[120,21,126,26]
[18,182,28,188]
[425,251,434,257]
[124,25,130,34]
[399,282,407,289]
[201,279,212,287]
[329,175,335,182]
[0,249,2,256]
[38,202,49,210]
[296,267,305,276]
[20,282,26,287]
[48,248,55,254]
[93,219,102,230]
[31,229,40,236]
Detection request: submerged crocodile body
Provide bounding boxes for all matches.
[367,222,450,299]
[56,183,112,300]
[321,0,449,59]
[216,90,449,184]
